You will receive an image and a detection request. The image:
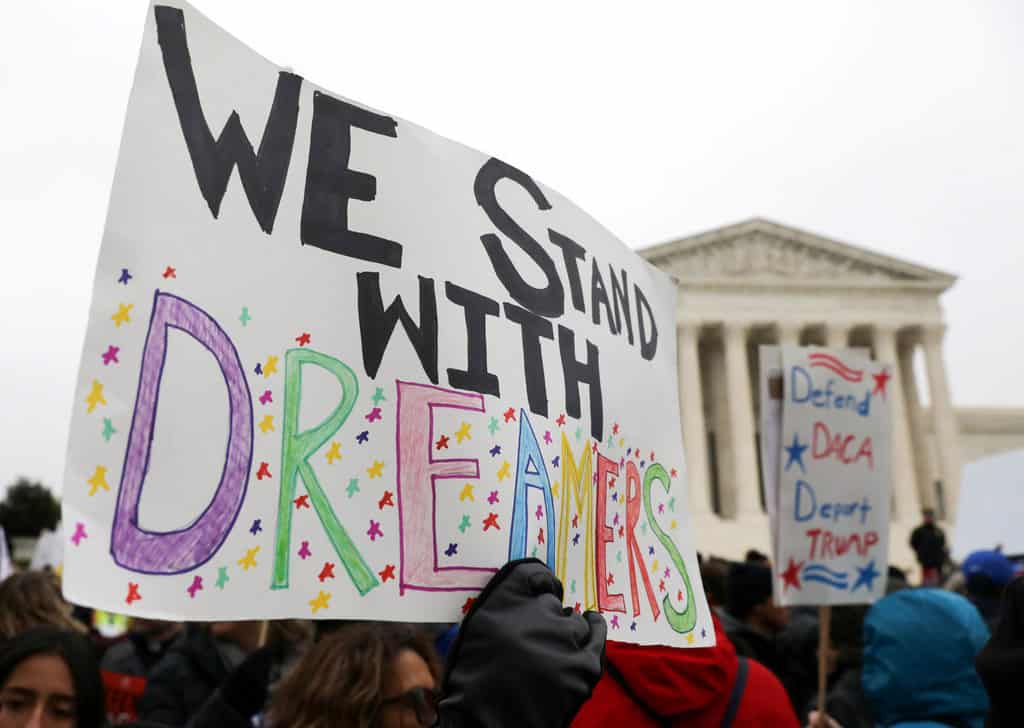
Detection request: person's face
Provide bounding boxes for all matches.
[377,648,437,728]
[0,654,76,728]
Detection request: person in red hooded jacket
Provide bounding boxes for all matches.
[571,614,799,728]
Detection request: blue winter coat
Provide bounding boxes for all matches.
[861,589,990,728]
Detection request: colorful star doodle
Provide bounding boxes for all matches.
[572,533,581,546]
[87,466,110,496]
[101,418,116,442]
[366,407,382,423]
[367,520,383,541]
[256,462,272,480]
[258,415,275,433]
[784,433,808,473]
[544,430,553,444]
[461,597,476,615]
[610,615,620,629]
[780,558,803,591]
[367,461,384,479]
[482,513,500,531]
[372,387,386,406]
[86,380,107,413]
[162,266,176,279]
[70,523,87,546]
[118,268,132,285]
[535,505,544,520]
[489,445,501,457]
[101,346,119,365]
[309,591,331,613]
[556,413,566,426]
[187,576,203,599]
[249,519,262,535]
[379,564,396,582]
[436,435,449,450]
[263,355,279,377]
[357,430,369,444]
[111,303,133,327]
[216,567,229,589]
[294,495,310,509]
[259,390,273,405]
[378,491,394,510]
[295,332,311,346]
[497,461,511,481]
[346,478,360,497]
[459,483,475,502]
[455,422,472,443]
[445,543,458,557]
[298,541,312,559]
[238,547,260,570]
[873,368,891,398]
[686,633,695,645]
[319,562,335,582]
[325,441,342,464]
[503,408,516,423]
[852,560,880,592]
[239,307,251,326]
[612,423,620,435]
[126,582,141,605]
[487,490,499,505]
[458,515,471,533]
[488,417,499,435]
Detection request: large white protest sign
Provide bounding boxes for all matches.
[62,1,710,646]
[772,346,892,606]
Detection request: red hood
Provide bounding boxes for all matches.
[603,614,737,719]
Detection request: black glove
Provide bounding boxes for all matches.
[218,643,279,719]
[439,558,606,728]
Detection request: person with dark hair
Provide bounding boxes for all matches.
[0,626,105,728]
[721,562,788,667]
[962,549,1018,631]
[0,572,86,640]
[975,576,1024,727]
[266,622,440,728]
[909,509,947,586]
[744,550,769,565]
[100,619,181,724]
[698,556,729,608]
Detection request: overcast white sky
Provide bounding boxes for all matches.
[1,1,1021,493]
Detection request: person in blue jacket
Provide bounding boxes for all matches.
[860,588,990,728]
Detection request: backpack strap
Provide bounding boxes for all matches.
[720,657,748,728]
[605,660,671,728]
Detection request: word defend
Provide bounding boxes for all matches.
[768,346,892,606]
[60,1,711,648]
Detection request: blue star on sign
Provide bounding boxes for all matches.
[784,432,808,473]
[851,559,880,592]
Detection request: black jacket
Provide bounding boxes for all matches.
[909,523,947,569]
[137,625,243,726]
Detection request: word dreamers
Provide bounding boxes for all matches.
[790,366,871,417]
[793,480,872,524]
[151,5,663,441]
[108,292,695,635]
[812,422,874,469]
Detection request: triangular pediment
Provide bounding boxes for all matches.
[640,218,956,290]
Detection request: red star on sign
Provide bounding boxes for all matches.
[461,597,476,615]
[294,494,310,509]
[435,435,449,450]
[572,513,579,528]
[606,573,615,586]
[612,423,620,435]
[556,413,566,427]
[482,512,500,531]
[126,582,141,605]
[379,564,396,582]
[503,407,517,423]
[677,590,684,603]
[574,602,582,613]
[670,468,678,478]
[295,332,311,346]
[873,368,891,398]
[780,558,804,591]
[378,490,394,510]
[256,461,272,480]
[318,562,335,582]
[658,579,665,592]
[162,266,176,279]
[618,526,625,538]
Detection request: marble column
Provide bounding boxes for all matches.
[922,325,961,520]
[678,324,712,515]
[873,324,921,522]
[899,340,936,510]
[723,322,762,517]
[826,324,850,351]
[776,322,801,348]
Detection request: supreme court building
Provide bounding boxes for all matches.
[641,219,1024,572]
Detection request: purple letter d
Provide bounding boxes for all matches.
[111,291,253,574]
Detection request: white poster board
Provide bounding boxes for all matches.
[772,346,892,606]
[61,1,711,647]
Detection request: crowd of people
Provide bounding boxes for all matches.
[0,521,1022,728]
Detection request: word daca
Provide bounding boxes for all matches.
[153,5,660,441]
[108,292,696,634]
[790,366,872,417]
[812,421,874,469]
